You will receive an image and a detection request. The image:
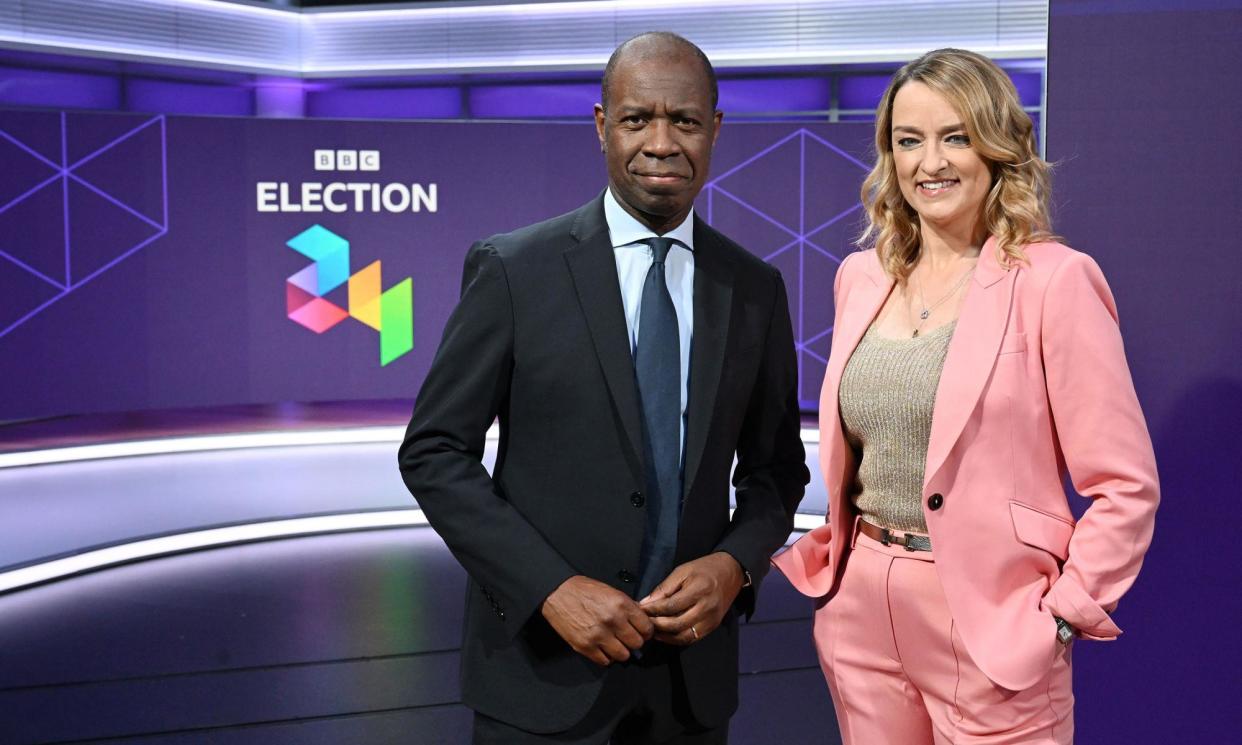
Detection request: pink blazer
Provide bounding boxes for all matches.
[773,238,1159,691]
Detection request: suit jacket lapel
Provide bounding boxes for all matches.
[923,237,1016,489]
[682,219,736,499]
[563,198,645,479]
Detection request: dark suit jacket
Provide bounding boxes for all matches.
[398,194,808,733]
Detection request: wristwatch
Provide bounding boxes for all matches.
[1054,616,1076,645]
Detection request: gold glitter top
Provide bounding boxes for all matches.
[838,320,956,533]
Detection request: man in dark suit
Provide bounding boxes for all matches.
[398,32,808,744]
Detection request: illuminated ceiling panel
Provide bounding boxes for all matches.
[0,0,1047,75]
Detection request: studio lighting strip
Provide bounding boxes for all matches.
[0,507,824,595]
[0,425,824,592]
[0,509,429,594]
[0,426,820,469]
[0,0,1048,75]
[0,426,410,469]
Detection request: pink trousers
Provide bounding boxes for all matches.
[812,524,1074,744]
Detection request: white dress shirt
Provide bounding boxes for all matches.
[603,188,695,461]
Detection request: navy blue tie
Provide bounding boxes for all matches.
[635,236,683,597]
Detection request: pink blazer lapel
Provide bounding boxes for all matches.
[923,237,1017,490]
[820,256,892,515]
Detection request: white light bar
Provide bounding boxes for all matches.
[0,0,1047,75]
[0,505,824,594]
[0,426,409,469]
[0,425,817,469]
[793,513,825,532]
[0,508,430,594]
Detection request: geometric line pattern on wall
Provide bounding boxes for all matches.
[0,112,169,340]
[285,224,413,366]
[704,128,870,408]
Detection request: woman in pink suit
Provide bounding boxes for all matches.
[772,48,1158,744]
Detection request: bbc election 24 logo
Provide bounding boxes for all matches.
[284,224,412,366]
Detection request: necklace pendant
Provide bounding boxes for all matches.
[911,329,919,338]
[919,309,930,320]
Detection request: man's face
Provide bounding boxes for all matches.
[594,51,722,234]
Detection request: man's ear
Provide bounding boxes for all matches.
[594,103,607,153]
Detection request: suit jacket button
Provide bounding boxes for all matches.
[618,570,636,584]
[630,491,645,507]
[927,493,944,510]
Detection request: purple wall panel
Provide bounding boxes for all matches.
[1055,0,1242,11]
[836,69,1040,111]
[1007,71,1042,107]
[1046,1,1242,741]
[126,79,253,117]
[0,112,870,420]
[468,83,598,118]
[305,86,462,120]
[0,67,121,110]
[718,77,829,113]
[254,79,306,119]
[836,74,890,111]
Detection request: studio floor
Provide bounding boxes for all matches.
[0,402,835,744]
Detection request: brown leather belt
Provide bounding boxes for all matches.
[859,519,933,552]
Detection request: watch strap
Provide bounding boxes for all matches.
[1054,616,1076,645]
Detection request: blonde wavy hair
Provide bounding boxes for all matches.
[859,48,1057,283]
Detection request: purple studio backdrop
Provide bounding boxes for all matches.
[3,1,1239,736]
[1046,0,1242,741]
[0,113,872,421]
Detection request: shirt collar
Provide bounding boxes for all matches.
[603,187,696,252]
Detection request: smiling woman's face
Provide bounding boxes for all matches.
[890,81,991,239]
